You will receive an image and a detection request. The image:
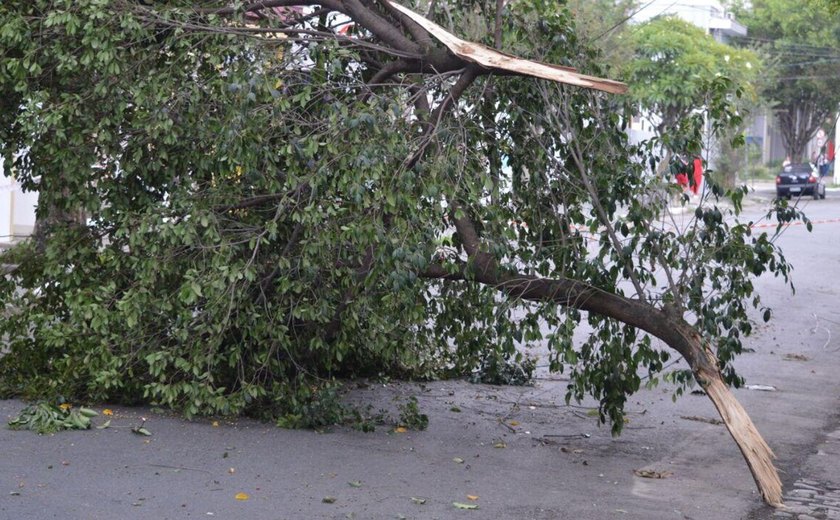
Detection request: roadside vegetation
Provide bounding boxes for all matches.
[0,0,812,505]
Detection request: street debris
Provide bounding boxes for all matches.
[744,384,777,392]
[680,415,724,425]
[634,469,673,479]
[783,353,809,361]
[453,502,479,510]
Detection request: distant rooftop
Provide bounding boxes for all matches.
[632,0,747,42]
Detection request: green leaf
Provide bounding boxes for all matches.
[78,407,98,418]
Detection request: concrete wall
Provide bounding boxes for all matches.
[0,156,39,242]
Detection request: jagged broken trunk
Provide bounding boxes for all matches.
[439,217,784,506]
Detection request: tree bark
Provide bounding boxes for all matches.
[430,209,784,507]
[179,0,781,505]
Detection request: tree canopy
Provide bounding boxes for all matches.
[735,0,840,161]
[0,0,805,505]
[566,0,636,70]
[623,15,759,137]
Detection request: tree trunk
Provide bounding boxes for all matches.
[432,212,785,507]
[778,102,832,163]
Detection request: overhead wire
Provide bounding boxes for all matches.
[590,0,668,42]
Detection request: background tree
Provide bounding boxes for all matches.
[566,0,637,71]
[623,16,759,137]
[0,0,803,505]
[735,0,840,161]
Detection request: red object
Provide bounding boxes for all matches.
[690,157,703,195]
[675,173,689,188]
[828,140,835,162]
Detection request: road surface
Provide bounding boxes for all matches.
[1,187,839,520]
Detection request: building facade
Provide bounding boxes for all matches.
[0,156,38,246]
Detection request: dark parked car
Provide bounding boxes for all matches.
[776,163,826,200]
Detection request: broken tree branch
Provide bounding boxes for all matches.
[385,0,627,94]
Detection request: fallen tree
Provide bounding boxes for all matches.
[0,0,801,505]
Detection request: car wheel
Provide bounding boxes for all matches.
[813,188,820,200]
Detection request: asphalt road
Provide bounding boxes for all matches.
[1,186,839,520]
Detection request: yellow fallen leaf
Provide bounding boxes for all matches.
[466,495,479,501]
[508,420,520,426]
[235,492,250,501]
[212,421,220,427]
[394,427,408,433]
[493,442,506,449]
[102,409,114,416]
[59,403,72,411]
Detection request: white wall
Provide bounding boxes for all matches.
[0,157,12,240]
[0,155,39,241]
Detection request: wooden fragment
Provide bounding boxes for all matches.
[696,355,783,507]
[386,1,628,94]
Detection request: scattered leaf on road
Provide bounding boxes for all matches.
[102,409,114,416]
[394,427,408,433]
[453,457,465,464]
[784,353,809,361]
[680,415,723,425]
[96,420,111,429]
[212,421,220,427]
[450,406,461,413]
[132,426,152,436]
[466,495,479,501]
[493,442,506,449]
[234,492,250,501]
[322,496,337,504]
[508,420,520,426]
[410,497,426,505]
[633,469,672,479]
[348,480,363,488]
[453,502,479,510]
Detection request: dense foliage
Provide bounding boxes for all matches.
[735,0,840,160]
[624,16,759,136]
[0,0,799,434]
